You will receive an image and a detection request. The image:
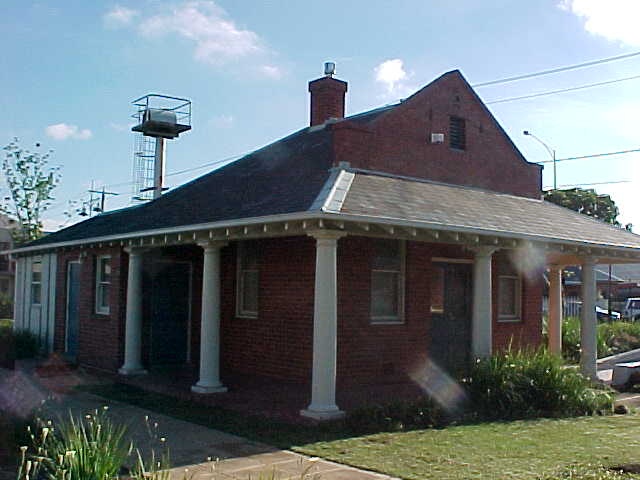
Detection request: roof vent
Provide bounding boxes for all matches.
[324,62,336,77]
[431,133,445,144]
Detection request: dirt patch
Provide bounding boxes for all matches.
[609,463,640,474]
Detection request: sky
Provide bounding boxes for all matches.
[2,0,640,232]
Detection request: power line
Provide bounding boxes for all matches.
[536,147,640,164]
[543,180,631,189]
[472,50,640,88]
[486,73,640,104]
[45,152,245,214]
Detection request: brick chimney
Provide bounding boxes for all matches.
[308,62,348,126]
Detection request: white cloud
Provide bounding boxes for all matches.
[138,1,263,65]
[259,64,283,79]
[560,0,640,46]
[104,5,139,28]
[208,114,234,128]
[108,122,131,132]
[374,59,408,94]
[45,123,93,141]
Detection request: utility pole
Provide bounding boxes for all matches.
[88,186,119,214]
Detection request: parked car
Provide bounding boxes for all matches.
[564,300,621,321]
[624,298,640,321]
[595,305,621,321]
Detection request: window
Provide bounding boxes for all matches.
[498,257,522,322]
[449,116,466,150]
[371,239,405,323]
[430,265,445,314]
[0,243,10,272]
[236,242,259,318]
[95,255,111,315]
[31,260,42,306]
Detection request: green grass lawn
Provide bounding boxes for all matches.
[297,415,640,479]
[84,383,640,480]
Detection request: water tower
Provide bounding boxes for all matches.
[131,94,192,201]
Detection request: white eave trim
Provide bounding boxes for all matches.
[9,212,321,254]
[318,211,640,254]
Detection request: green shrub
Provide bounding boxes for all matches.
[12,329,41,359]
[345,397,446,434]
[599,321,640,357]
[560,318,640,364]
[465,347,613,420]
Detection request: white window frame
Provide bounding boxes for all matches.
[498,274,522,322]
[370,240,406,324]
[95,255,111,315]
[30,259,42,306]
[236,242,259,319]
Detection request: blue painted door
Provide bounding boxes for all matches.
[65,262,80,361]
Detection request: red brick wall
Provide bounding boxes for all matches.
[332,71,542,199]
[54,247,126,371]
[492,254,544,351]
[220,237,315,382]
[53,236,543,385]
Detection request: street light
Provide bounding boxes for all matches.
[523,130,557,190]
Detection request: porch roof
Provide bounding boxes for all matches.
[334,170,640,251]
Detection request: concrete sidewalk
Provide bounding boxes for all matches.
[0,367,396,480]
[46,393,396,480]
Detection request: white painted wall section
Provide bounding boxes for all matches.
[12,253,57,353]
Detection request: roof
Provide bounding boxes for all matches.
[26,125,335,248]
[332,170,640,249]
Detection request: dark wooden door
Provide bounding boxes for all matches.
[429,262,472,376]
[65,262,81,361]
[150,262,191,365]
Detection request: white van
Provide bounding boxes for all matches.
[624,298,640,320]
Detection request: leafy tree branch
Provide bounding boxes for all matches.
[2,139,61,244]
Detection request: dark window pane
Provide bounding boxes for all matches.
[31,283,41,305]
[372,239,400,270]
[371,271,399,318]
[241,270,259,314]
[499,276,518,317]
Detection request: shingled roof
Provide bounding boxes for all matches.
[332,170,640,250]
[26,126,335,248]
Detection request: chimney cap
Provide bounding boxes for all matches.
[324,62,336,77]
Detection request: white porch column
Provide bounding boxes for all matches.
[192,241,228,394]
[547,265,563,355]
[119,247,147,375]
[472,246,497,359]
[301,230,346,420]
[580,257,598,379]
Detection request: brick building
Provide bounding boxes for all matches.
[12,67,640,419]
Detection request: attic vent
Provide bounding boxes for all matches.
[449,116,466,150]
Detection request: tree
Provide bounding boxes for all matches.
[544,188,620,226]
[1,139,61,244]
